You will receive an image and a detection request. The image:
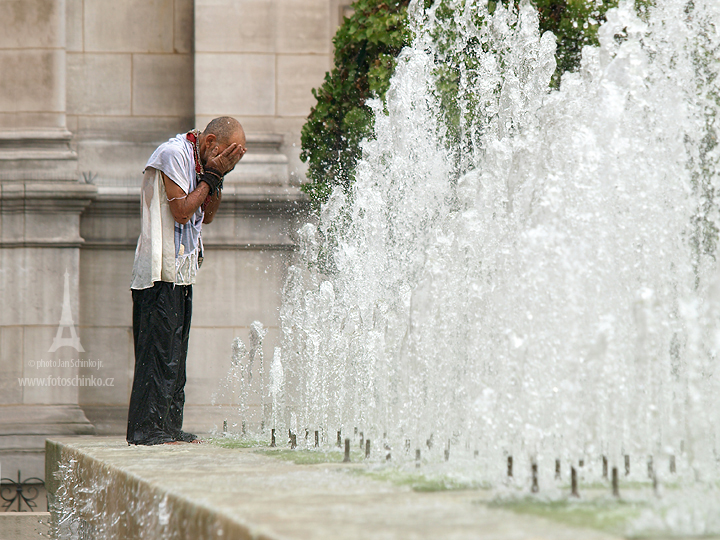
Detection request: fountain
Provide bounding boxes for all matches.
[264,0,720,531]
[46,0,720,537]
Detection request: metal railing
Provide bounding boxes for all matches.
[1,471,45,512]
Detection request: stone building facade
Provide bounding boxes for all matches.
[0,0,351,480]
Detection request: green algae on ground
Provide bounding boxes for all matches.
[488,496,645,535]
[254,447,365,465]
[207,437,270,450]
[207,437,365,464]
[206,440,717,537]
[355,467,491,492]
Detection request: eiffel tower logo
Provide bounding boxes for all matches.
[48,270,85,353]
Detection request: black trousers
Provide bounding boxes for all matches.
[127,281,192,445]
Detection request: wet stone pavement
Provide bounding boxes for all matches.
[45,437,714,540]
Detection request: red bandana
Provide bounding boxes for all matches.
[187,130,213,210]
[186,131,203,174]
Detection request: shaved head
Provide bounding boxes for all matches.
[197,116,246,170]
[203,117,245,145]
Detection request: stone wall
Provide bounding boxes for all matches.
[0,0,351,480]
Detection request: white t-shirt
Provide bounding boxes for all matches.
[130,134,205,290]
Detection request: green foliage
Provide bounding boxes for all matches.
[300,0,412,209]
[300,0,636,208]
[533,0,617,86]
[530,0,654,84]
[687,0,720,270]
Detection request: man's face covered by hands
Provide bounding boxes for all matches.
[200,130,246,175]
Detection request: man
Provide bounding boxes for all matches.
[127,117,246,445]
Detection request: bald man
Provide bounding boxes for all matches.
[127,117,246,445]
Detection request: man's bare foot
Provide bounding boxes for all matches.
[189,438,204,444]
[163,441,181,445]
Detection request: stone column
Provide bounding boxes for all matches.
[0,0,96,480]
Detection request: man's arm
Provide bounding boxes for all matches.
[202,191,222,224]
[163,172,211,225]
[162,139,242,225]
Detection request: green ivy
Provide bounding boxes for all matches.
[533,0,616,85]
[300,0,411,209]
[301,0,629,209]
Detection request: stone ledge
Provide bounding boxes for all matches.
[72,131,296,187]
[0,182,97,246]
[90,183,308,207]
[0,181,96,205]
[0,407,95,480]
[79,183,308,250]
[0,405,95,436]
[0,129,78,182]
[0,513,50,540]
[80,406,127,436]
[0,129,75,159]
[80,241,298,251]
[46,437,623,540]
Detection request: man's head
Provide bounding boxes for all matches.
[199,116,246,170]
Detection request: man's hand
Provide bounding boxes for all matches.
[199,169,223,196]
[206,143,245,175]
